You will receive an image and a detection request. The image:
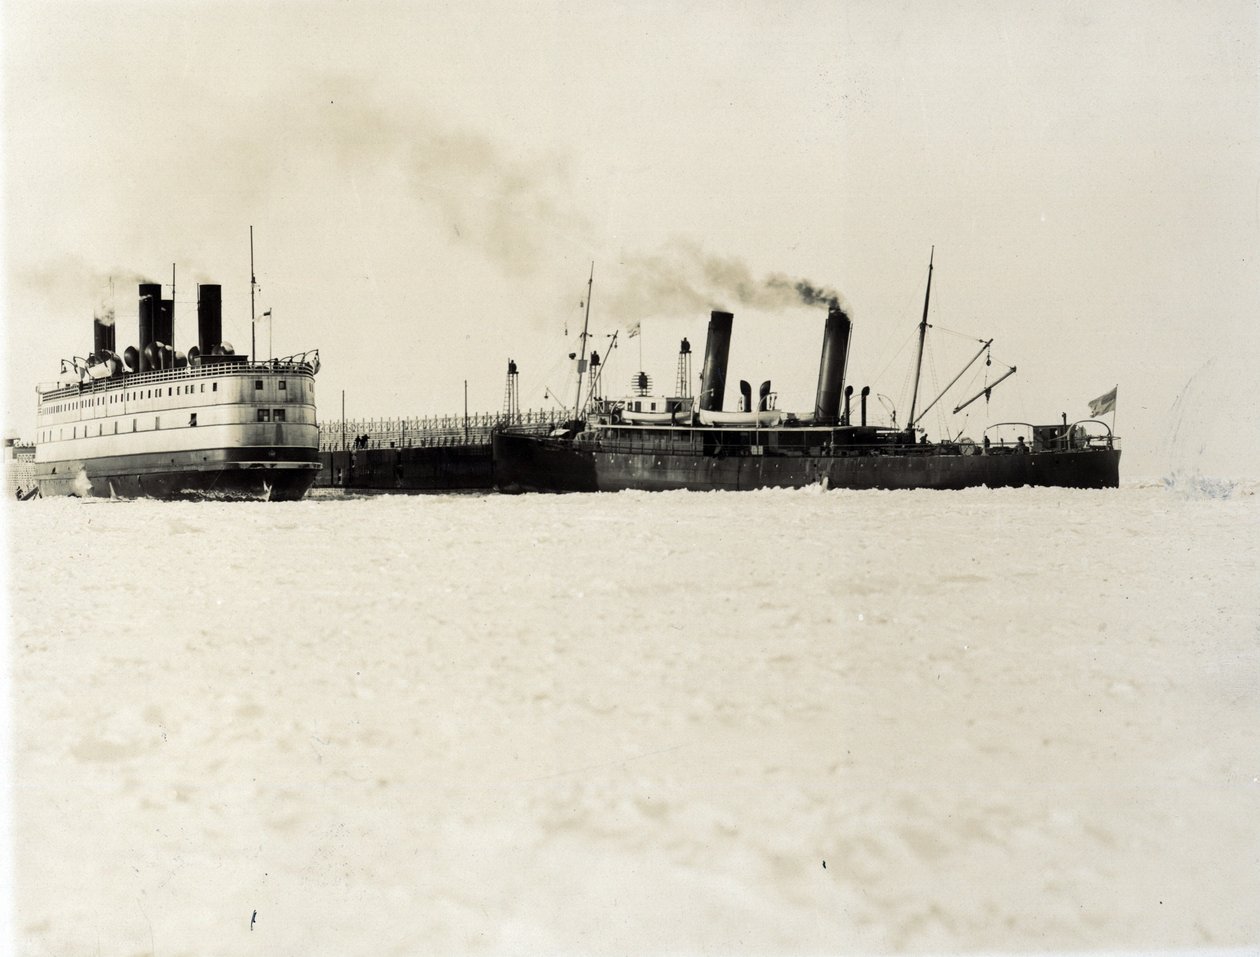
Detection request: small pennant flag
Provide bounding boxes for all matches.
[627,321,641,339]
[1088,385,1117,417]
[261,309,272,318]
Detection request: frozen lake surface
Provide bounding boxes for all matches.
[5,483,1259,956]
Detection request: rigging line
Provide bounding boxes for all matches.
[897,361,915,421]
[960,360,989,399]
[952,413,971,442]
[870,323,921,387]
[985,353,1015,374]
[518,336,577,408]
[931,323,990,343]
[924,339,948,436]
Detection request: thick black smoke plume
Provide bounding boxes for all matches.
[608,239,846,321]
[314,82,846,318]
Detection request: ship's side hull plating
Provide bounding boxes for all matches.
[316,445,494,493]
[493,432,598,493]
[35,446,320,500]
[493,431,1120,493]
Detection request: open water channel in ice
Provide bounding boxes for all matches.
[5,482,1259,956]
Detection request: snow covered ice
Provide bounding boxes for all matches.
[5,484,1259,956]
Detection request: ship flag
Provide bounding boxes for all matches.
[627,321,641,339]
[1088,385,1117,417]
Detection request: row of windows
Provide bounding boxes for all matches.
[44,382,220,414]
[44,378,300,414]
[38,409,292,442]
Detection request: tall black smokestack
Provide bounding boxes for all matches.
[813,303,852,424]
[153,299,174,370]
[138,283,161,371]
[699,310,733,412]
[197,284,222,354]
[155,299,173,347]
[93,311,116,356]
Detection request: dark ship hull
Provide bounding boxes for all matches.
[318,444,494,493]
[493,428,1120,493]
[37,447,320,501]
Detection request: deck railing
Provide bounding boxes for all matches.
[39,354,319,401]
[319,409,562,451]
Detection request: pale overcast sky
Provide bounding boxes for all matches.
[4,0,1258,478]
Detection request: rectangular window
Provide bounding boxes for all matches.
[132,419,137,432]
[155,416,161,429]
[189,413,198,427]
[273,409,286,422]
[212,382,218,392]
[257,409,270,422]
[255,380,264,390]
[200,384,205,393]
[278,381,286,391]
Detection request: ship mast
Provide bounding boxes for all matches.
[572,262,594,421]
[906,246,934,431]
[250,225,257,362]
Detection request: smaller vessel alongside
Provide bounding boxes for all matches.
[34,254,322,501]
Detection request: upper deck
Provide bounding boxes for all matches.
[34,352,321,462]
[38,355,317,419]
[38,353,318,402]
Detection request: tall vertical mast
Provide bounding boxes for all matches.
[572,262,594,420]
[250,226,257,362]
[906,246,934,430]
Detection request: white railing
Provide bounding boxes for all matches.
[318,408,562,451]
[40,352,319,401]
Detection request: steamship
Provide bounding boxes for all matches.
[34,280,322,500]
[493,257,1121,493]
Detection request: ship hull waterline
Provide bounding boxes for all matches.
[492,431,1121,493]
[35,447,321,501]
